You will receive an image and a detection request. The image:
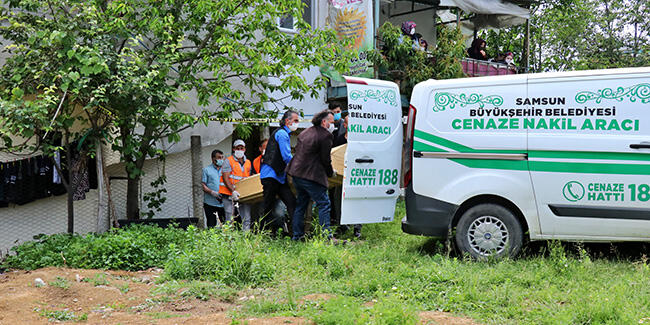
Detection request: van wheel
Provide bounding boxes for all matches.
[455,204,523,260]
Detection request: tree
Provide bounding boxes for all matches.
[0,0,350,219]
[478,0,650,71]
[368,22,465,104]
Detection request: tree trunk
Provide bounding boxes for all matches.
[126,177,140,220]
[191,136,205,228]
[65,135,74,233]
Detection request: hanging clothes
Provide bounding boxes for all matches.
[15,158,33,205]
[33,155,52,200]
[0,162,7,208]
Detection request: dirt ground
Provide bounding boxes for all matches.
[0,267,478,324]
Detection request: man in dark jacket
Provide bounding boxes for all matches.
[287,109,335,240]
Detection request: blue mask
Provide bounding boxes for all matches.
[215,159,224,167]
[334,112,342,121]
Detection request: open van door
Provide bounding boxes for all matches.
[341,77,403,224]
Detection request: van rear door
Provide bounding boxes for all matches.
[341,77,403,224]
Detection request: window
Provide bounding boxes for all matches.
[278,0,313,32]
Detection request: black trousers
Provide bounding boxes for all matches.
[204,203,225,228]
[261,177,296,231]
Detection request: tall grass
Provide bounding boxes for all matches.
[4,201,650,324]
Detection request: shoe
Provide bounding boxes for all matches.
[353,229,361,239]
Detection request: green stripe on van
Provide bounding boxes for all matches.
[413,141,447,152]
[451,159,528,171]
[449,159,650,175]
[414,130,472,152]
[414,129,650,175]
[529,161,650,175]
[414,130,524,154]
[415,129,650,161]
[529,150,650,161]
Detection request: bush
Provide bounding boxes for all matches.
[3,224,190,271]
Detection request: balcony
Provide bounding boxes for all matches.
[462,58,517,77]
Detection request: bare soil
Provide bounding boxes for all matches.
[0,267,478,324]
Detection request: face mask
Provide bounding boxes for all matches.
[234,150,245,159]
[410,28,415,35]
[327,123,335,133]
[215,159,224,167]
[288,123,298,132]
[506,58,513,64]
[333,112,341,121]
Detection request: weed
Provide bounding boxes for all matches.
[117,283,130,294]
[49,276,70,289]
[145,311,188,319]
[82,273,110,286]
[36,308,87,322]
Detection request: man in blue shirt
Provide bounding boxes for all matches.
[202,149,226,227]
[260,110,299,233]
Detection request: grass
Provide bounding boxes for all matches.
[224,201,650,324]
[9,201,650,324]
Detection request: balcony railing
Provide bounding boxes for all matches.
[462,58,517,77]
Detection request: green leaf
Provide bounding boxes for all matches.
[11,87,24,98]
[69,71,80,81]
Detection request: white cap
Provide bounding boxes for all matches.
[233,139,246,147]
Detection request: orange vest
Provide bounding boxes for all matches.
[253,155,262,174]
[219,155,252,195]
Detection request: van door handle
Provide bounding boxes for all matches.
[386,189,395,195]
[630,143,650,149]
[355,158,374,163]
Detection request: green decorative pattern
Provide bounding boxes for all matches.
[349,89,398,106]
[432,92,504,112]
[575,83,650,104]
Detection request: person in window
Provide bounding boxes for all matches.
[400,21,421,51]
[202,149,226,227]
[413,33,428,52]
[467,38,488,61]
[503,52,515,67]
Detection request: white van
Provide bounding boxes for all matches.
[342,67,650,259]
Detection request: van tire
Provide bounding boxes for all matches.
[455,204,523,260]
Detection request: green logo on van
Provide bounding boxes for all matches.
[432,92,504,112]
[563,181,585,202]
[575,83,650,104]
[349,89,398,106]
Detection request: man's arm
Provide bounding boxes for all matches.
[201,169,213,194]
[222,171,235,192]
[320,134,334,177]
[221,162,235,192]
[277,130,292,164]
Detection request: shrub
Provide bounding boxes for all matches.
[3,224,190,271]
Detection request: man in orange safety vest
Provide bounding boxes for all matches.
[220,139,253,231]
